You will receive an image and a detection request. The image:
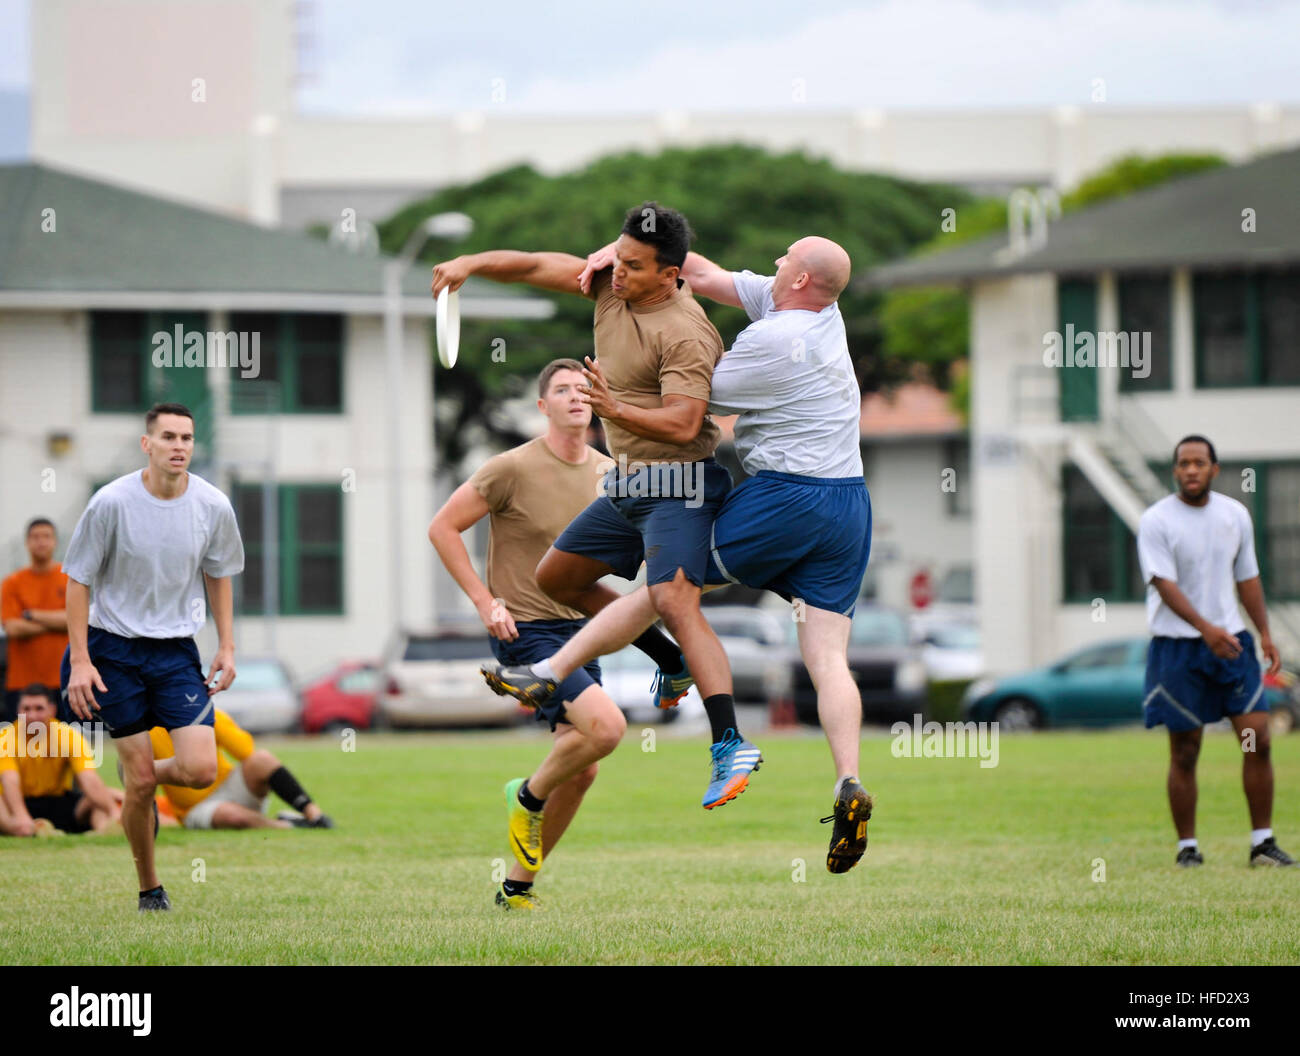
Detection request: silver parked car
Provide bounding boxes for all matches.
[379,629,528,728]
[218,657,299,733]
[700,605,792,705]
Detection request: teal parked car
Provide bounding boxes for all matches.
[961,637,1300,732]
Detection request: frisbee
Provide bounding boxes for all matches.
[436,287,460,368]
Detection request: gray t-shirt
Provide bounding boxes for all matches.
[1137,491,1259,638]
[709,271,863,479]
[62,470,245,639]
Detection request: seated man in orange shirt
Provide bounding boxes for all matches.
[0,683,121,835]
[150,709,333,830]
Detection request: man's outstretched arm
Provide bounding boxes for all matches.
[680,252,741,307]
[432,251,592,300]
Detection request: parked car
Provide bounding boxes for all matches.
[598,646,701,726]
[701,605,791,705]
[218,657,299,733]
[379,628,529,728]
[787,604,927,726]
[963,638,1298,732]
[917,620,984,682]
[1264,667,1300,734]
[300,660,379,733]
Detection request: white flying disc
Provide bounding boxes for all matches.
[436,287,460,368]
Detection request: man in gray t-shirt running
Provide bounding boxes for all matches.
[61,402,245,910]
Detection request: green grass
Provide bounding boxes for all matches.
[4,726,1299,964]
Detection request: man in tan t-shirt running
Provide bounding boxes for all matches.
[432,202,763,813]
[429,359,621,910]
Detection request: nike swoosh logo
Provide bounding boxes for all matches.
[512,835,538,867]
[186,693,198,703]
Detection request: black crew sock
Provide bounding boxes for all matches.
[517,780,546,812]
[631,626,686,672]
[268,765,313,813]
[502,879,534,896]
[703,695,739,744]
[139,885,165,898]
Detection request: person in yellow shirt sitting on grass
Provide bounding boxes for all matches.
[150,709,333,830]
[0,683,122,836]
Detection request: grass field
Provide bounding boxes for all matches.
[4,725,1299,965]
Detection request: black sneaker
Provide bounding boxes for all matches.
[820,777,874,874]
[138,887,171,912]
[1249,837,1296,867]
[480,664,555,708]
[1176,846,1204,867]
[308,814,334,829]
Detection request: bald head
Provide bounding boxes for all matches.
[775,236,852,309]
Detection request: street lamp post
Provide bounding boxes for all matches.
[382,213,474,633]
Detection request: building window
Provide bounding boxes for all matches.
[229,313,344,414]
[1117,276,1172,391]
[1195,269,1300,388]
[1261,271,1300,384]
[90,310,210,413]
[944,439,971,517]
[1266,464,1300,599]
[1062,467,1143,603]
[233,483,344,615]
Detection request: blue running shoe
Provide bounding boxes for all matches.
[702,735,763,809]
[650,661,694,710]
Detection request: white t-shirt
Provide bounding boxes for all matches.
[1136,491,1259,638]
[62,470,245,639]
[707,271,863,480]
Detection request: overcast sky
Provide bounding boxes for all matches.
[1,0,1297,115]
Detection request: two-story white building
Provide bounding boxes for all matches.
[0,162,551,678]
[869,147,1300,674]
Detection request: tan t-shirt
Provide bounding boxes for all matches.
[469,437,613,623]
[590,269,724,465]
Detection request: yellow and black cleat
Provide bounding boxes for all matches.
[495,885,544,911]
[820,778,874,874]
[481,664,557,709]
[504,778,544,874]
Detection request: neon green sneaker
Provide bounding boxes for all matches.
[504,777,543,874]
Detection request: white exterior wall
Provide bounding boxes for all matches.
[861,438,972,612]
[0,310,434,682]
[969,275,1061,675]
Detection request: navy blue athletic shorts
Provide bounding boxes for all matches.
[705,471,872,617]
[490,619,602,731]
[553,459,732,587]
[1143,630,1267,732]
[59,628,214,739]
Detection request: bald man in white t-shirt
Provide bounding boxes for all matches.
[1137,434,1292,868]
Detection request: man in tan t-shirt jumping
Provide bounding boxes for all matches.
[430,359,619,909]
[432,202,763,817]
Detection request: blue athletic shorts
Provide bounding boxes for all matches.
[1143,630,1266,732]
[489,619,601,731]
[705,471,872,617]
[553,459,732,587]
[59,628,214,739]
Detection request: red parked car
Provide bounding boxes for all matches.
[300,660,380,734]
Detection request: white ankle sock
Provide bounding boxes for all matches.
[1177,838,1198,850]
[1251,827,1273,846]
[529,659,556,681]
